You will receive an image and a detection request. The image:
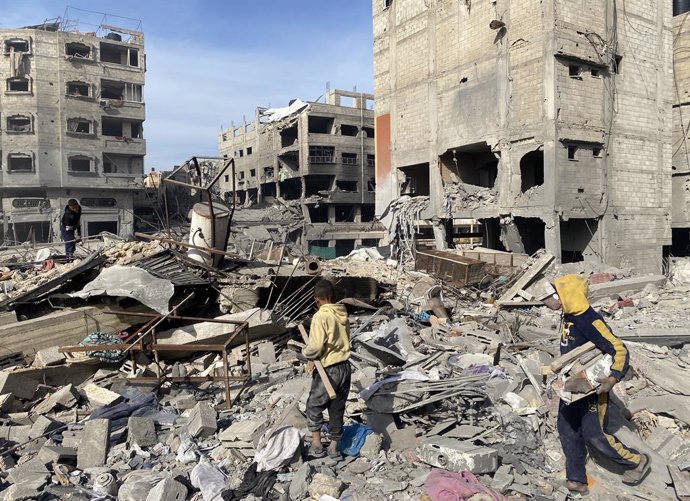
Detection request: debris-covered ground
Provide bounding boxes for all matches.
[0,235,689,501]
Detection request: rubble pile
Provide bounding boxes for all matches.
[0,236,688,500]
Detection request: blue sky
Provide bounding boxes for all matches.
[1,2,374,170]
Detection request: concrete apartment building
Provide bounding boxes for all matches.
[218,90,385,257]
[0,19,145,244]
[373,0,684,273]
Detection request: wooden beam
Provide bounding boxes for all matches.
[497,253,554,305]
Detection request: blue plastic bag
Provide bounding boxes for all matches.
[337,423,374,457]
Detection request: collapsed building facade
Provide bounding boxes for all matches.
[0,19,146,245]
[218,89,386,258]
[372,0,688,273]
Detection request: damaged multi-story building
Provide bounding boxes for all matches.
[0,19,145,244]
[672,4,690,254]
[218,89,385,258]
[373,0,690,273]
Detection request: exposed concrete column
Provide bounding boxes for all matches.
[432,219,448,250]
[544,214,561,261]
[354,205,362,223]
[328,205,336,224]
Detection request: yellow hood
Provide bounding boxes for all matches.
[554,274,590,315]
[319,303,349,326]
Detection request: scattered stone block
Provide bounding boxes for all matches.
[61,430,82,449]
[8,456,50,491]
[188,402,217,438]
[289,463,315,500]
[0,371,38,400]
[77,419,110,469]
[128,417,157,447]
[491,464,514,493]
[218,418,267,445]
[0,393,15,413]
[38,445,77,464]
[308,472,344,500]
[29,415,61,439]
[360,433,382,459]
[33,346,66,367]
[33,384,80,415]
[80,383,122,408]
[258,342,277,364]
[146,477,187,501]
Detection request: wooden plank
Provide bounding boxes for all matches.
[298,324,336,400]
[548,341,596,373]
[497,253,554,305]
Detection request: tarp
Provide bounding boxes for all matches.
[262,99,309,123]
[70,265,174,314]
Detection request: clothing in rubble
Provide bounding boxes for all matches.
[302,302,351,441]
[554,274,642,485]
[221,462,278,501]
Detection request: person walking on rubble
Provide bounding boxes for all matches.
[545,274,651,496]
[60,199,82,258]
[302,279,351,460]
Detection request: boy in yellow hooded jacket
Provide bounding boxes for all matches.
[547,274,651,495]
[302,279,351,459]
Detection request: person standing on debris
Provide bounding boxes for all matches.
[60,199,82,258]
[546,274,651,495]
[302,279,351,460]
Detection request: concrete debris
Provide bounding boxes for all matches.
[1,224,690,500]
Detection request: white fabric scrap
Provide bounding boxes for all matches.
[255,426,304,472]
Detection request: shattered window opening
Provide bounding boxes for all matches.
[567,145,578,161]
[367,154,376,168]
[341,124,359,137]
[7,153,33,172]
[250,169,256,177]
[362,127,375,139]
[280,124,299,148]
[342,153,358,166]
[65,42,91,59]
[67,81,90,97]
[4,39,30,53]
[569,64,581,78]
[7,77,30,92]
[308,116,334,134]
[336,180,357,192]
[520,150,544,192]
[6,115,32,133]
[67,118,92,135]
[309,146,336,164]
[68,156,93,173]
[561,218,600,263]
[400,163,431,196]
[247,147,253,156]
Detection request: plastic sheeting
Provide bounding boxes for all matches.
[70,265,174,314]
[261,99,309,123]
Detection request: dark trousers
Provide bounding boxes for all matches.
[60,226,76,256]
[306,361,351,441]
[558,393,641,484]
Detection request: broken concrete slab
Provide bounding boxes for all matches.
[308,473,345,500]
[28,415,61,439]
[155,308,287,354]
[0,371,38,400]
[0,305,145,357]
[80,383,122,408]
[38,445,78,464]
[32,346,66,367]
[33,384,80,415]
[77,419,110,469]
[589,275,667,301]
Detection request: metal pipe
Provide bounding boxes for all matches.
[121,293,194,355]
